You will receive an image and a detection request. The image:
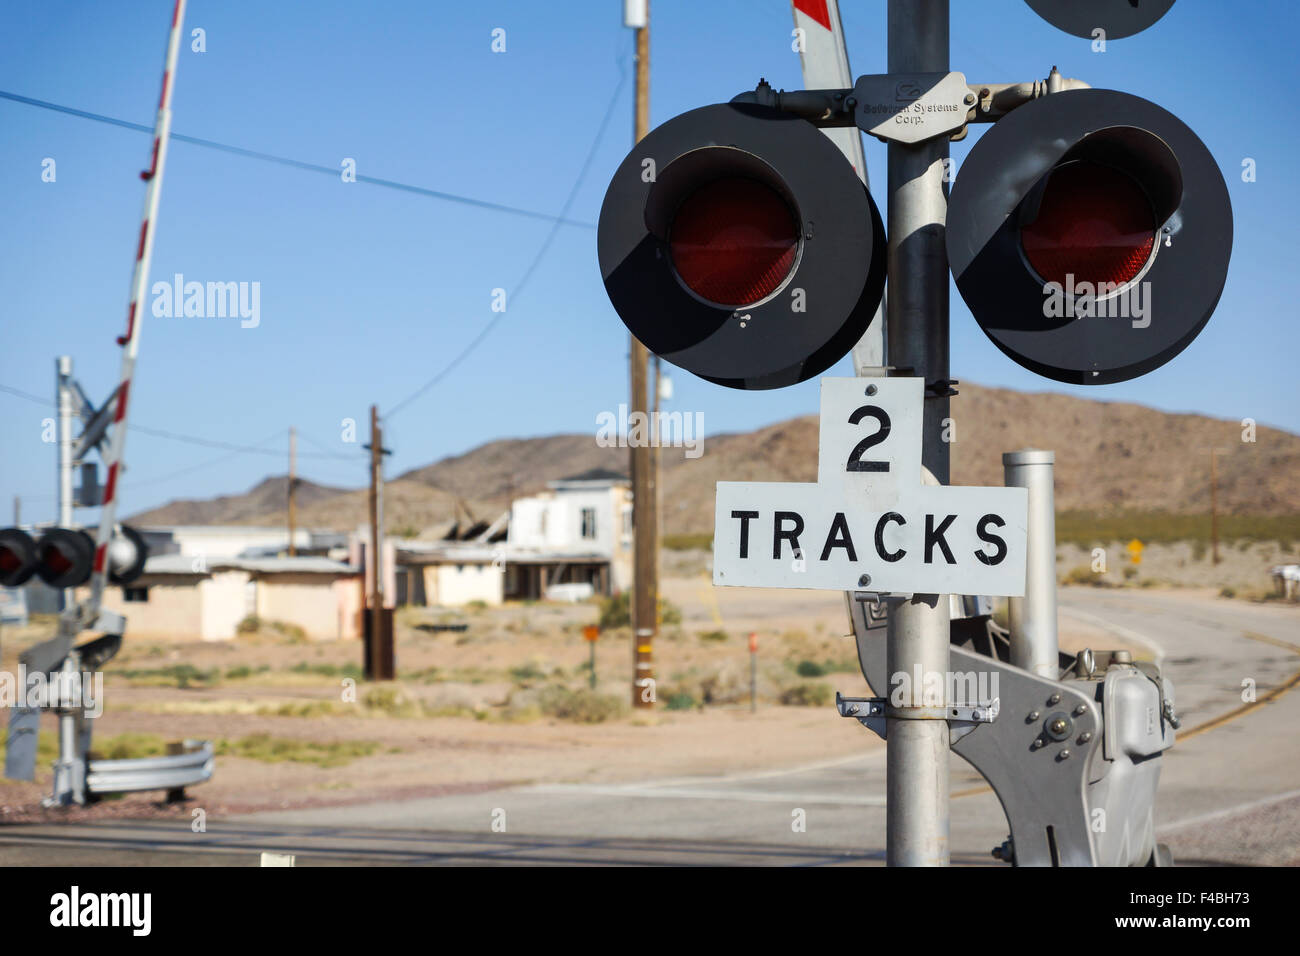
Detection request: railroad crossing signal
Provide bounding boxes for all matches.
[598,80,1230,391]
[597,102,886,389]
[946,88,1233,384]
[713,378,1028,596]
[0,526,148,589]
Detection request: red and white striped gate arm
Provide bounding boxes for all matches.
[789,0,884,369]
[85,0,188,621]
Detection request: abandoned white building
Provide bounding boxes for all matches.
[395,469,633,606]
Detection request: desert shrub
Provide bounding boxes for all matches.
[795,659,826,677]
[536,685,626,723]
[509,661,547,684]
[1219,586,1237,599]
[665,692,698,711]
[699,629,728,643]
[779,682,833,707]
[598,593,632,628]
[1122,566,1138,581]
[1060,565,1100,586]
[662,534,712,551]
[216,733,381,768]
[361,685,426,717]
[1055,511,1300,547]
[223,664,270,680]
[237,615,261,633]
[90,732,168,761]
[268,620,308,642]
[597,593,682,629]
[115,664,219,689]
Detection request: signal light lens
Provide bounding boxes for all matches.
[1020,161,1156,288]
[669,177,799,306]
[40,543,73,577]
[0,547,21,574]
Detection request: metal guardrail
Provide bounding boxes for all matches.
[86,739,214,795]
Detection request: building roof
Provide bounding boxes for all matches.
[137,525,319,535]
[394,542,609,566]
[139,554,357,577]
[547,468,630,489]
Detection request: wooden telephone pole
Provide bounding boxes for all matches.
[365,405,394,679]
[629,3,657,709]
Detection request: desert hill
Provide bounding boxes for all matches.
[129,384,1299,536]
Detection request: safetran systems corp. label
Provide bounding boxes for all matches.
[852,71,970,144]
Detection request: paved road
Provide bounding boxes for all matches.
[2,589,1296,866]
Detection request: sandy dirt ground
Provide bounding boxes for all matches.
[0,573,1269,823]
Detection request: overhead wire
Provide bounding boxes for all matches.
[0,90,595,230]
[383,48,631,420]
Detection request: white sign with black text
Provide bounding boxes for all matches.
[713,378,1028,596]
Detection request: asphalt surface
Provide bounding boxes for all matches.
[1,589,1296,866]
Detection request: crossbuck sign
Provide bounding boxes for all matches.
[713,378,1028,596]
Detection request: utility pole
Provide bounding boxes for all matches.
[884,0,951,867]
[287,426,297,556]
[628,0,656,709]
[365,405,394,680]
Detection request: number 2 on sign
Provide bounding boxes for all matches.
[846,405,891,473]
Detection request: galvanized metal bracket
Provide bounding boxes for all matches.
[731,67,1090,146]
[836,692,999,745]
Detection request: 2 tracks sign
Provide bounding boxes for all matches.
[713,378,1029,596]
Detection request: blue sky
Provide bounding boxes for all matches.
[0,0,1294,524]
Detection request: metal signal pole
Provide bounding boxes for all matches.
[629,1,657,709]
[884,0,952,866]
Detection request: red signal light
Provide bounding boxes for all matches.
[1020,161,1156,289]
[40,542,74,578]
[0,547,21,574]
[0,528,37,587]
[32,528,94,588]
[669,177,799,307]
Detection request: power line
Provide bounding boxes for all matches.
[0,89,595,230]
[0,384,359,460]
[120,429,285,489]
[384,52,630,421]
